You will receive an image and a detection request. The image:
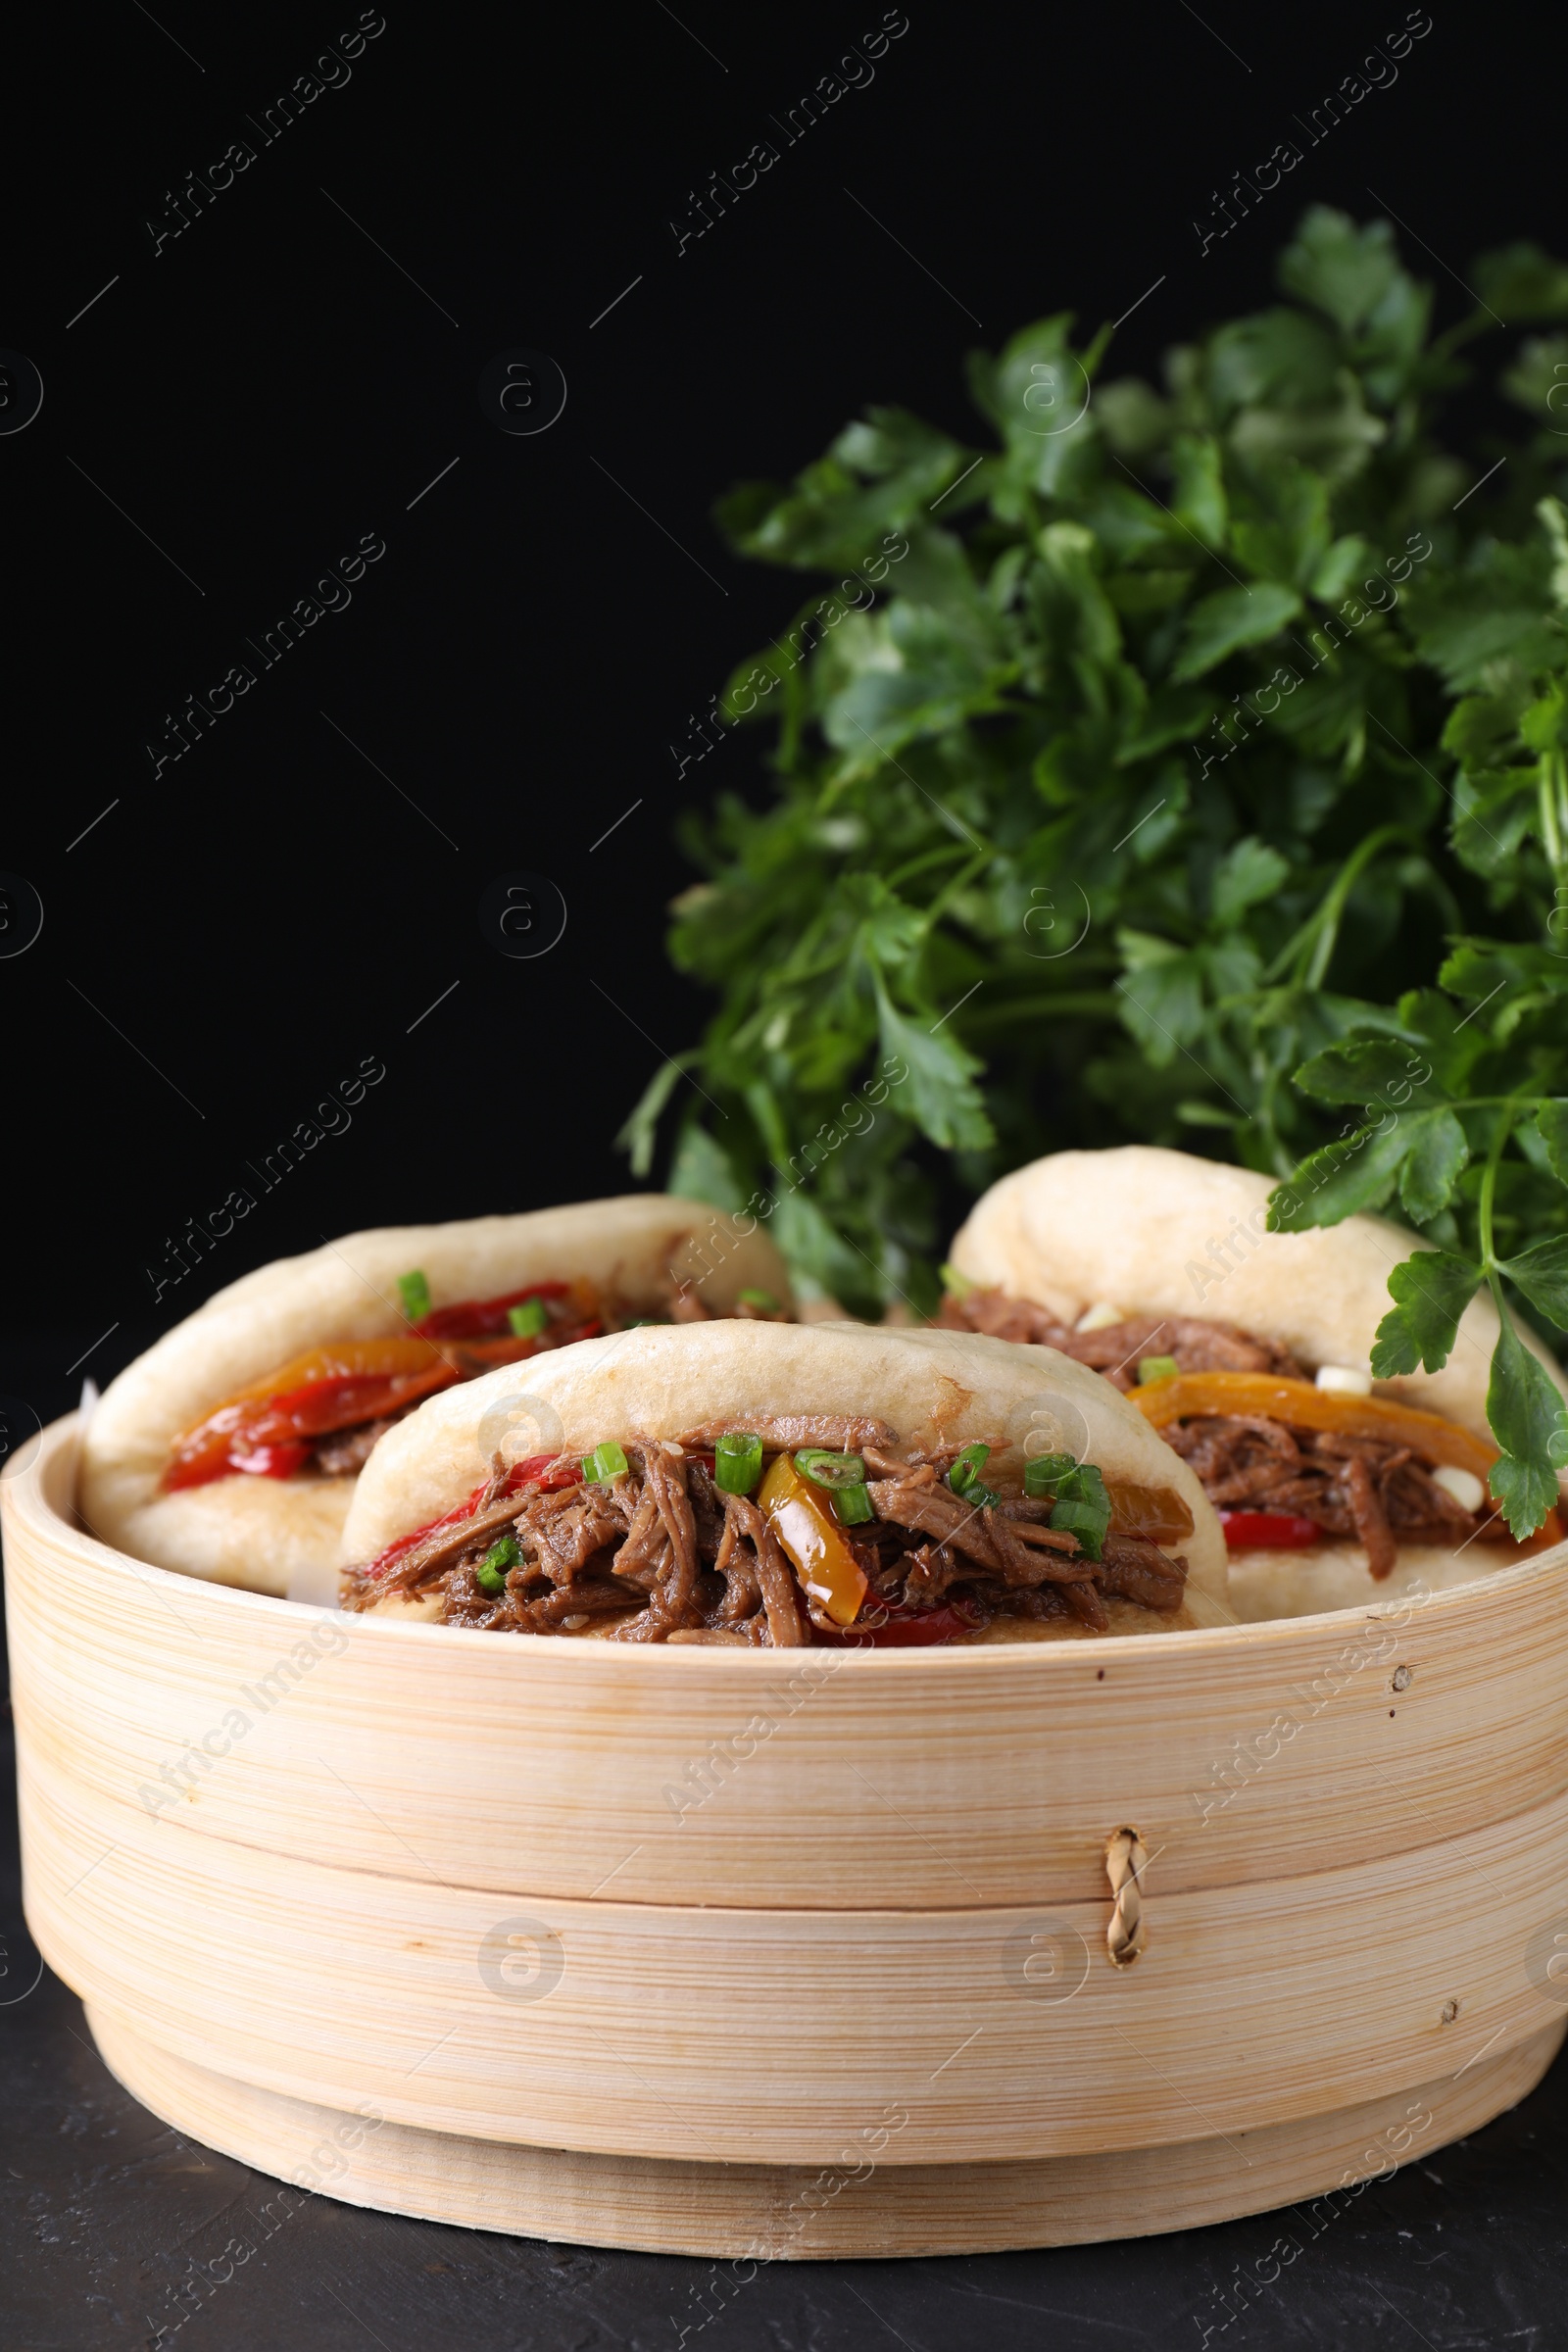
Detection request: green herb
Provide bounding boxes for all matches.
[939,1262,975,1299]
[795,1448,867,1491]
[508,1297,549,1339]
[945,1443,1000,1507]
[714,1431,764,1493]
[618,203,1568,1527]
[946,1443,991,1494]
[1138,1355,1180,1385]
[1272,965,1568,1533]
[581,1441,629,1484]
[1022,1455,1111,1552]
[1048,1494,1110,1560]
[1024,1451,1081,1496]
[398,1270,431,1323]
[475,1534,520,1596]
[737,1287,780,1312]
[1043,1462,1111,1559]
[832,1481,875,1526]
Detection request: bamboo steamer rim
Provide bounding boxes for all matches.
[16,1409,1568,1667]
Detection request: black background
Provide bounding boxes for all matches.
[6,1,1568,2344]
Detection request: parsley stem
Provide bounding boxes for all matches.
[1266,826,1415,989]
[1477,1095,1521,1274]
[1542,749,1568,890]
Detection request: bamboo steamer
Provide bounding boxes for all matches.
[6,1412,1568,2255]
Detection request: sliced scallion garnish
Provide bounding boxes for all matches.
[946,1443,991,1497]
[795,1448,867,1491]
[714,1431,763,1494]
[475,1533,520,1595]
[1024,1451,1078,1499]
[508,1297,549,1339]
[398,1269,431,1323]
[582,1440,629,1484]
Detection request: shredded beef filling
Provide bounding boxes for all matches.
[939,1290,1305,1389]
[343,1434,1190,1643]
[1161,1414,1501,1578]
[939,1286,1512,1575]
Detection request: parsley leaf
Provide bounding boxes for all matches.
[1370,1251,1484,1376]
[1487,1300,1568,1540]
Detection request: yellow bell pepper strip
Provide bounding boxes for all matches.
[1102,1484,1195,1546]
[1128,1370,1496,1474]
[759,1451,868,1627]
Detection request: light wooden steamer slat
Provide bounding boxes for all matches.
[88,2005,1565,2259]
[22,1757,1568,2161]
[7,1415,1568,2247]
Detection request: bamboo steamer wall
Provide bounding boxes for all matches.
[7,1414,1568,2250]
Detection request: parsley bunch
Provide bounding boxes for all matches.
[625,208,1568,1522]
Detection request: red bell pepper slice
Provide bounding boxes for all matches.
[1218,1510,1325,1549]
[818,1600,983,1648]
[414,1282,571,1342]
[364,1453,581,1580]
[225,1438,315,1481]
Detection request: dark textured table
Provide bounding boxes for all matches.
[2,1686,1563,2352]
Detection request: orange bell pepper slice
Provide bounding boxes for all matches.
[166,1337,458,1490]
[760,1452,868,1627]
[1128,1370,1566,1546]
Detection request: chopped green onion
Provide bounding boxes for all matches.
[582,1440,629,1484]
[1024,1450,1111,1552]
[1048,1497,1108,1560]
[397,1269,431,1323]
[714,1431,764,1494]
[939,1261,975,1299]
[947,1443,991,1495]
[1138,1354,1180,1386]
[832,1481,875,1526]
[796,1448,867,1491]
[1024,1451,1079,1499]
[1045,1463,1110,1560]
[508,1297,549,1339]
[475,1533,520,1596]
[737,1287,779,1313]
